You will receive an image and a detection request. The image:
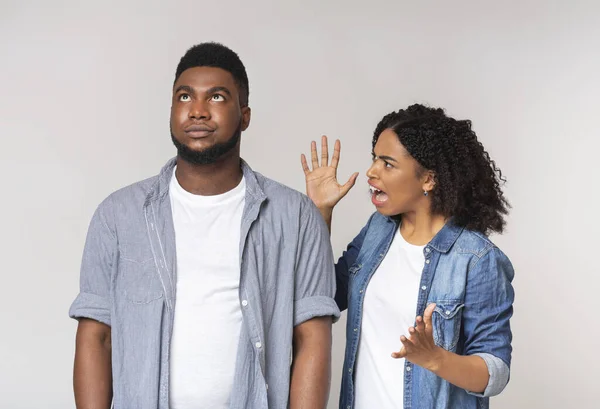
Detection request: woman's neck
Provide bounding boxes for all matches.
[399,211,447,246]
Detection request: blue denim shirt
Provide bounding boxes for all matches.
[69,158,340,409]
[336,212,514,409]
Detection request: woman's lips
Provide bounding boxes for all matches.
[369,185,388,206]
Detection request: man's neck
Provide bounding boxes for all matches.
[174,155,243,196]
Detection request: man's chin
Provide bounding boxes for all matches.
[181,143,212,155]
[170,125,241,166]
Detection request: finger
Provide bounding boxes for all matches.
[300,154,310,175]
[310,140,319,169]
[415,315,425,334]
[391,347,407,359]
[340,172,359,196]
[400,335,413,349]
[321,135,329,167]
[407,326,421,343]
[330,139,341,169]
[424,303,436,329]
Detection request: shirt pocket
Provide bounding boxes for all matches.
[118,245,164,304]
[431,301,464,351]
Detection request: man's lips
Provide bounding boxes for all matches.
[184,124,215,138]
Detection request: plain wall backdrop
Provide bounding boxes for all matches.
[1,1,598,408]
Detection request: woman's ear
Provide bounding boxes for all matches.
[422,170,436,194]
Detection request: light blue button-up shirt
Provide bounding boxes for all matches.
[69,158,340,409]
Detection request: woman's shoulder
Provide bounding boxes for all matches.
[454,228,511,265]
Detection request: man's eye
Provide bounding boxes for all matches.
[179,94,191,102]
[211,94,225,102]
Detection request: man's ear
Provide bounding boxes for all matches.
[241,106,251,131]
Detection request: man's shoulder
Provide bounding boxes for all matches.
[96,175,158,213]
[253,171,311,209]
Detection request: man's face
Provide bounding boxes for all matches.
[170,66,251,165]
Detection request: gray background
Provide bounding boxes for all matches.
[1,1,598,408]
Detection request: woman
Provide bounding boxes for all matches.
[300,104,514,409]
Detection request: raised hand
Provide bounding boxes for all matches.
[391,303,444,372]
[300,135,359,210]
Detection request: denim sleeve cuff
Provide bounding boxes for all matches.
[468,352,510,397]
[294,295,341,326]
[69,292,111,327]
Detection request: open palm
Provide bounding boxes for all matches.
[301,136,359,210]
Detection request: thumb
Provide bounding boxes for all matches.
[341,172,359,195]
[391,347,407,359]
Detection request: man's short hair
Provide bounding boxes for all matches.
[175,42,249,106]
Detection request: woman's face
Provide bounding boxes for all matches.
[367,128,433,217]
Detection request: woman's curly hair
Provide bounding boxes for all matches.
[373,104,510,235]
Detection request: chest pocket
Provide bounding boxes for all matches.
[118,245,164,304]
[431,301,464,351]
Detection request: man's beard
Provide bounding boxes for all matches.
[171,121,242,165]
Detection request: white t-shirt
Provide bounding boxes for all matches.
[354,228,425,409]
[168,168,245,409]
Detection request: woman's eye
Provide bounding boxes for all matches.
[384,161,393,168]
[211,94,225,102]
[179,94,190,102]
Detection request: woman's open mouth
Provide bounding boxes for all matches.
[369,185,388,205]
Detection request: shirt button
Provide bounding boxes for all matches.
[421,286,427,290]
[406,366,411,371]
[255,342,262,349]
[445,311,451,315]
[241,300,248,307]
[349,368,353,373]
[425,259,430,264]
[353,328,358,332]
[425,247,431,253]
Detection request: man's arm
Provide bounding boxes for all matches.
[70,200,117,409]
[290,316,332,409]
[74,319,112,409]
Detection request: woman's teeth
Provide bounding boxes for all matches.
[369,186,388,202]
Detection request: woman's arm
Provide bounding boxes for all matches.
[301,135,360,310]
[392,248,515,396]
[333,220,371,310]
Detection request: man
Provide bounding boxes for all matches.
[69,42,339,409]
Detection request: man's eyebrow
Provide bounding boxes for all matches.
[206,86,232,96]
[174,85,195,96]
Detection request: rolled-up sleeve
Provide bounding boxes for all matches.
[68,199,116,327]
[463,247,515,397]
[293,199,341,326]
[469,352,510,397]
